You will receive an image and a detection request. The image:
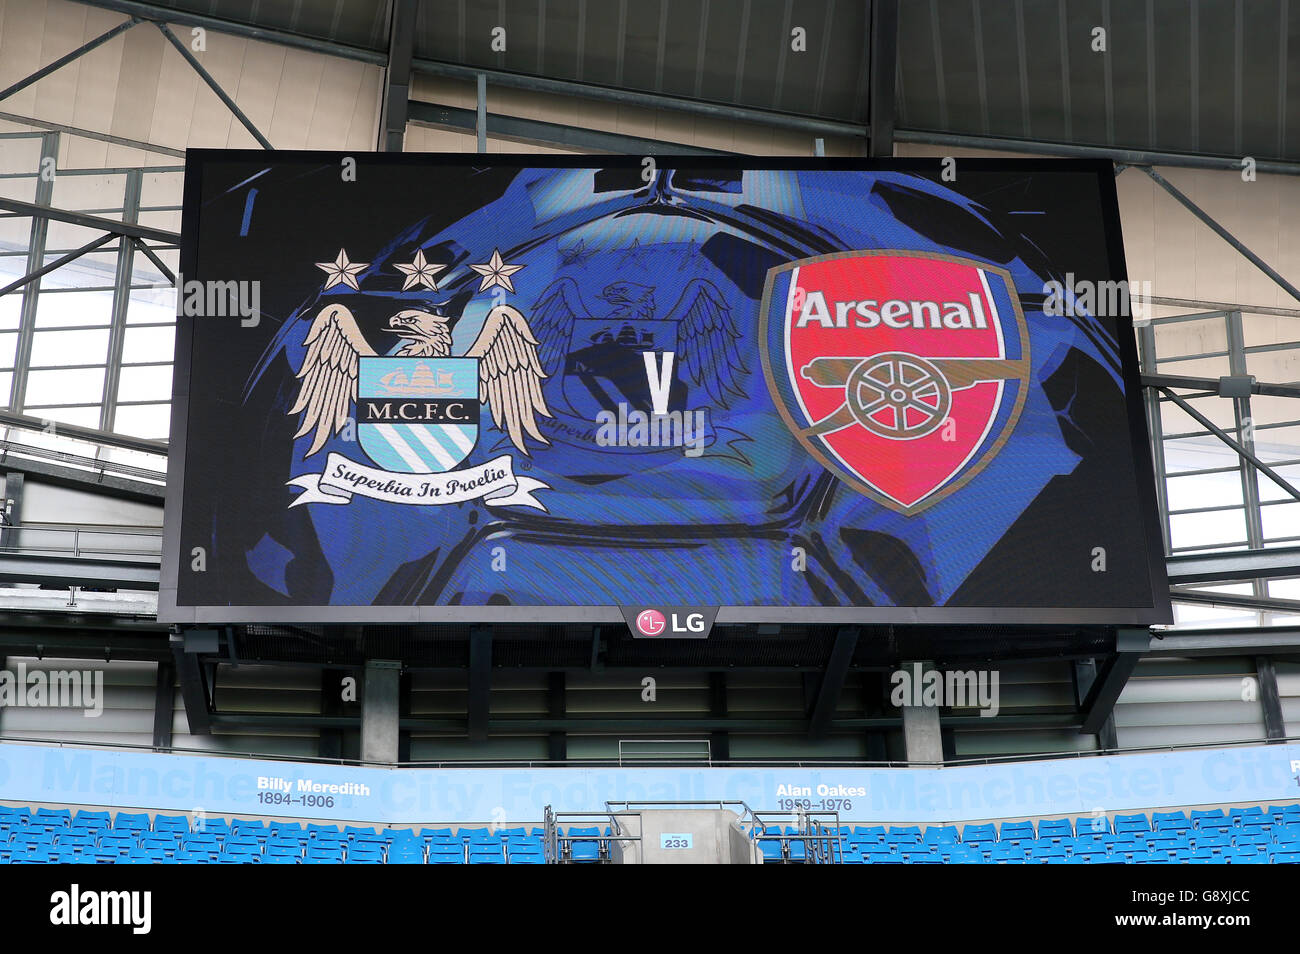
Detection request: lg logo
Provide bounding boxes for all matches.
[634,609,706,636]
[635,609,667,636]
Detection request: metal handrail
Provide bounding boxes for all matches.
[0,524,162,560]
[544,806,642,864]
[750,810,844,864]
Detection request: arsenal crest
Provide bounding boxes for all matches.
[759,250,1030,515]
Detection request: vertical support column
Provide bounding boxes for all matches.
[1256,656,1286,742]
[1138,323,1172,555]
[476,73,487,153]
[467,626,492,743]
[899,660,943,764]
[319,668,347,760]
[1,471,23,551]
[547,671,566,761]
[361,659,401,763]
[866,0,899,157]
[709,672,730,761]
[1074,658,1118,751]
[152,658,174,750]
[12,132,59,412]
[1228,311,1269,612]
[378,0,417,152]
[101,168,140,432]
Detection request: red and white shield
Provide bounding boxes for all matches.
[760,250,1030,515]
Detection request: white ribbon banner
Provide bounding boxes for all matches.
[287,453,549,511]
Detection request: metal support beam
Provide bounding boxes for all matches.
[0,553,159,590]
[152,657,173,749]
[77,0,387,65]
[0,407,167,455]
[1142,372,1300,400]
[0,197,179,246]
[1167,546,1300,584]
[1143,166,1300,305]
[1079,629,1148,735]
[1171,588,1300,614]
[1074,659,1117,750]
[408,101,727,156]
[130,238,175,286]
[0,232,116,298]
[412,58,865,140]
[866,0,899,157]
[1256,656,1286,742]
[893,129,1300,177]
[155,23,273,150]
[808,626,860,739]
[467,626,492,742]
[170,630,211,735]
[0,455,164,502]
[0,16,140,103]
[378,0,417,151]
[1159,386,1300,504]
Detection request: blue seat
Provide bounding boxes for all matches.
[1191,810,1231,832]
[33,808,71,828]
[1272,849,1300,863]
[388,848,426,865]
[922,825,959,844]
[1037,819,1072,840]
[305,844,346,861]
[70,811,110,833]
[759,841,784,862]
[112,813,151,832]
[510,852,545,864]
[1152,810,1190,832]
[961,823,996,845]
[1074,815,1111,835]
[153,815,190,834]
[569,841,601,862]
[999,821,1033,842]
[1114,813,1151,835]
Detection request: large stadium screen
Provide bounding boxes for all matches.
[160,154,1170,626]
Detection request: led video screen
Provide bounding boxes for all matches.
[160,154,1170,625]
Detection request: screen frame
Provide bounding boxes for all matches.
[159,151,1172,626]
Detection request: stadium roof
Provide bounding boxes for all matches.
[76,0,1300,168]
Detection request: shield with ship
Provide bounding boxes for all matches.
[356,357,480,473]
